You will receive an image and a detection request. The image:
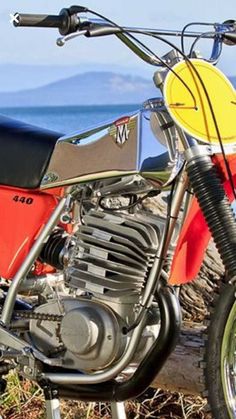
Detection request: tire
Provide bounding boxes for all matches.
[204,282,236,419]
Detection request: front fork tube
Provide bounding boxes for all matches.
[118,171,189,333]
[185,145,236,281]
[139,171,189,311]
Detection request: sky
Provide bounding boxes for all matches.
[0,0,235,83]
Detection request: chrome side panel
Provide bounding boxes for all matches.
[41,106,182,189]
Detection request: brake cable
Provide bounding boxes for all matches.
[83,12,236,201]
[180,22,215,54]
[61,8,236,200]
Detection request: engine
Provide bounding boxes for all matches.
[28,209,173,373]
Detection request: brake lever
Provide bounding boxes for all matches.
[57,29,88,46]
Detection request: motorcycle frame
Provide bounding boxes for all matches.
[0,120,234,388]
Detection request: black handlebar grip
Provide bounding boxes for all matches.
[13,9,79,35]
[222,20,236,45]
[223,32,236,45]
[14,13,64,28]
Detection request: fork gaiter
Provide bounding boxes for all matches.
[186,156,236,280]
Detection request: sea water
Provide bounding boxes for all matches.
[0,104,139,134]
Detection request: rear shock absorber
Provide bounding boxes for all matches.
[186,146,236,281]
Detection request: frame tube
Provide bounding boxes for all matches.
[0,197,67,326]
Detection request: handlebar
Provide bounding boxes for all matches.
[13,7,236,41]
[13,6,236,64]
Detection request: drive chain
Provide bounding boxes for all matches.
[14,310,63,322]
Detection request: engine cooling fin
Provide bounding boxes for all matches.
[65,210,160,297]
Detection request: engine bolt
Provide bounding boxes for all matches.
[23,366,32,375]
[60,213,71,224]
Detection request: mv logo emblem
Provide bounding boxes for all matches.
[116,122,130,146]
[109,116,135,147]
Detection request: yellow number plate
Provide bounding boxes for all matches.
[163,59,236,145]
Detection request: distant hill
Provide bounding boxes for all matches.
[0,72,234,108]
[0,72,157,107]
[0,64,151,92]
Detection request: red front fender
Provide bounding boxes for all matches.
[169,154,236,285]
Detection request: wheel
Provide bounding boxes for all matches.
[204,282,236,418]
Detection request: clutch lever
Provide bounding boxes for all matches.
[57,28,88,46]
[57,22,163,67]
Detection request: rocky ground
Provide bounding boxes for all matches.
[0,378,211,419]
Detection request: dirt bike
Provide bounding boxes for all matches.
[0,5,235,419]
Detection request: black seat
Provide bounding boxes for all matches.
[0,116,62,189]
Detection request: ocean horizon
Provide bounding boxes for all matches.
[0,104,140,134]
